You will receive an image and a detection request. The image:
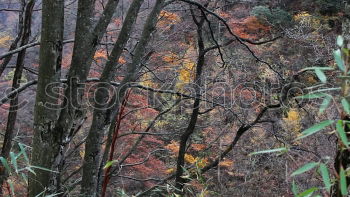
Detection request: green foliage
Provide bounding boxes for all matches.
[249,147,288,156]
[251,6,293,27]
[291,162,319,177]
[296,120,334,140]
[319,164,331,192]
[291,35,350,196]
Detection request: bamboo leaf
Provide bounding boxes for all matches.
[319,96,332,114]
[319,163,331,192]
[103,160,118,169]
[336,120,350,148]
[7,180,14,196]
[249,147,288,156]
[9,152,17,173]
[291,162,319,177]
[29,165,58,173]
[337,35,344,47]
[292,180,299,196]
[334,49,345,72]
[341,98,350,115]
[297,120,334,140]
[340,167,348,196]
[26,167,36,175]
[315,68,327,83]
[18,143,29,164]
[296,93,327,99]
[297,187,318,197]
[0,157,10,174]
[300,67,334,71]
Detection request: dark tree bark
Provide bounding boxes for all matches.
[81,0,164,195]
[28,0,64,196]
[174,9,206,193]
[29,0,120,195]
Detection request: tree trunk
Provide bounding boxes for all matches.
[81,1,164,195]
[174,10,205,193]
[29,0,120,194]
[28,0,64,195]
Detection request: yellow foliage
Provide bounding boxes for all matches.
[162,52,180,64]
[139,72,157,88]
[165,168,175,174]
[285,109,300,121]
[283,108,302,133]
[184,154,197,164]
[178,61,195,83]
[79,150,85,158]
[0,34,12,48]
[196,158,208,168]
[165,141,179,154]
[293,11,321,28]
[219,160,234,168]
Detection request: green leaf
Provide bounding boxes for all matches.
[319,96,332,114]
[45,193,64,197]
[26,167,36,175]
[292,180,299,196]
[315,68,327,83]
[301,67,334,71]
[334,49,345,72]
[309,88,341,93]
[342,98,350,115]
[29,165,58,173]
[340,167,348,196]
[337,35,344,47]
[336,120,350,148]
[21,173,28,184]
[249,147,288,156]
[291,162,319,177]
[10,152,17,172]
[297,120,335,140]
[18,143,29,164]
[297,187,318,197]
[7,180,14,196]
[0,157,10,173]
[296,93,327,99]
[319,163,331,192]
[103,160,118,169]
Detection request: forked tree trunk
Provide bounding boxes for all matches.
[29,0,120,195]
[81,0,164,195]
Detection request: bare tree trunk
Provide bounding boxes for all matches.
[0,0,35,193]
[29,0,120,195]
[28,0,64,196]
[174,9,205,193]
[81,1,164,195]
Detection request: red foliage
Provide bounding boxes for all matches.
[228,16,271,39]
